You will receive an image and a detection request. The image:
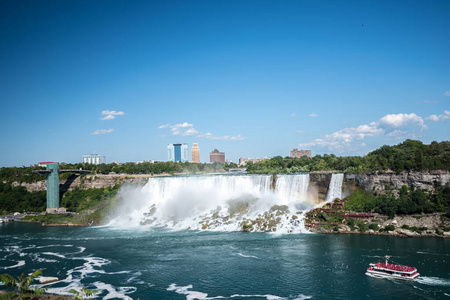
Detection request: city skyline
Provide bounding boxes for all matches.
[1,1,449,167]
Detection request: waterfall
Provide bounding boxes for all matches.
[108,173,342,233]
[275,174,309,204]
[324,173,344,203]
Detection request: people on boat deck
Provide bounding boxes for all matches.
[374,263,415,272]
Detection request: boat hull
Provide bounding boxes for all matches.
[366,270,420,281]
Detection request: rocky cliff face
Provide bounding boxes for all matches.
[345,171,449,192]
[12,174,154,193]
[309,173,332,202]
[12,171,450,198]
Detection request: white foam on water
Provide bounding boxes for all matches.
[125,271,146,284]
[416,276,450,287]
[292,295,313,300]
[92,281,136,299]
[230,295,285,299]
[237,253,259,259]
[35,244,74,249]
[167,284,312,300]
[3,260,25,269]
[42,252,67,259]
[167,284,224,299]
[30,253,58,263]
[417,251,450,257]
[43,255,135,299]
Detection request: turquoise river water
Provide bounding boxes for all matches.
[1,222,449,299]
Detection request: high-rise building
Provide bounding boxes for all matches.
[167,143,188,162]
[191,143,200,163]
[83,154,106,165]
[290,149,311,158]
[210,149,225,163]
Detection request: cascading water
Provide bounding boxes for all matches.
[324,173,344,203]
[275,174,310,205]
[109,173,343,233]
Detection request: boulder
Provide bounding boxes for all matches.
[38,276,59,284]
[396,229,418,237]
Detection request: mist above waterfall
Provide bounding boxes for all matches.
[108,173,344,233]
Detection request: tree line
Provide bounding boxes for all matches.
[246,139,450,174]
[0,161,238,184]
[0,139,449,185]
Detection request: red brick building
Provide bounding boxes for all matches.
[210,149,225,163]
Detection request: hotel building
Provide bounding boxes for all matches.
[82,154,106,165]
[168,143,189,162]
[210,149,225,163]
[191,143,200,163]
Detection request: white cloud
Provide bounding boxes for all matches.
[422,99,439,104]
[386,130,407,139]
[297,130,304,134]
[197,132,214,139]
[299,112,429,152]
[426,110,450,122]
[91,128,114,135]
[291,113,296,117]
[378,113,427,130]
[159,122,244,141]
[197,132,245,141]
[308,113,318,117]
[229,135,245,141]
[101,110,124,120]
[444,91,450,97]
[158,122,199,136]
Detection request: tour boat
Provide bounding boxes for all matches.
[366,256,420,280]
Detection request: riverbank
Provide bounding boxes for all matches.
[310,213,450,238]
[6,209,450,238]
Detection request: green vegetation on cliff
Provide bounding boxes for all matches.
[1,180,121,225]
[60,185,120,213]
[0,166,45,183]
[0,181,120,215]
[344,186,450,218]
[246,139,450,174]
[0,182,46,213]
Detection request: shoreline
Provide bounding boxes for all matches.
[310,227,450,238]
[308,212,450,238]
[5,215,450,238]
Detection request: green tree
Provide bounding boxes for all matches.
[69,287,98,300]
[0,270,45,299]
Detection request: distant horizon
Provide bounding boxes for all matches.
[5,138,449,168]
[1,1,449,167]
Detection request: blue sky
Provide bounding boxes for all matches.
[0,0,449,167]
